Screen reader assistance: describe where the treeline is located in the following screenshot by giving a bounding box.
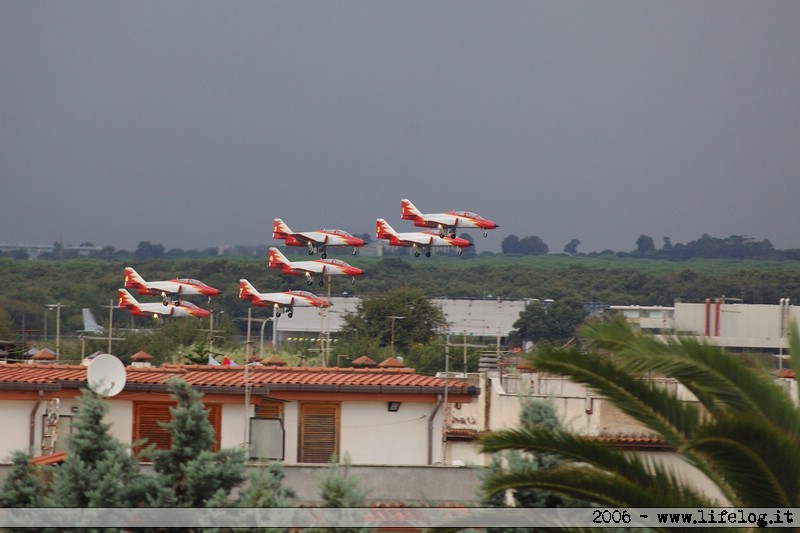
[2,255,800,340]
[5,232,799,261]
[502,233,800,260]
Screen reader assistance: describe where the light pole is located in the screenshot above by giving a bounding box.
[43,307,51,342]
[260,317,274,360]
[386,315,405,356]
[45,303,67,358]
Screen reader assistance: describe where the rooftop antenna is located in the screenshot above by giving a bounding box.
[86,353,127,397]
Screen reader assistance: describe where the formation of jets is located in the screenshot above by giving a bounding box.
[107,199,496,323]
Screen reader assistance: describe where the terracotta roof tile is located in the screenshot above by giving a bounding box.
[0,363,480,397]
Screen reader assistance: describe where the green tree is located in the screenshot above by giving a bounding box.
[0,451,46,508]
[563,239,581,255]
[150,378,247,507]
[508,298,586,347]
[312,455,372,533]
[634,234,656,256]
[49,389,161,509]
[338,288,445,357]
[481,400,580,530]
[481,316,800,508]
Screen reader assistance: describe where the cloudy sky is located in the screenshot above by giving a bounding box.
[3,2,799,255]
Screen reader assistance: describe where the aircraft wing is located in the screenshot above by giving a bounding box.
[421,213,458,227]
[287,260,325,274]
[139,280,181,294]
[253,292,295,306]
[132,302,176,317]
[395,232,437,247]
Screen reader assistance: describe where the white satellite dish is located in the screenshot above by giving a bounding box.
[86,354,127,397]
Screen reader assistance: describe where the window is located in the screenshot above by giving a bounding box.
[298,402,340,463]
[251,397,285,460]
[133,402,221,457]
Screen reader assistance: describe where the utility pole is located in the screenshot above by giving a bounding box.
[45,303,67,359]
[386,315,405,356]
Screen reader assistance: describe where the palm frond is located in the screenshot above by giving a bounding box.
[580,317,800,437]
[618,337,800,436]
[788,320,800,406]
[689,415,800,507]
[532,345,700,446]
[484,463,717,509]
[481,427,642,476]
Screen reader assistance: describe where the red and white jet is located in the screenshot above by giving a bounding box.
[117,289,210,318]
[273,218,365,258]
[376,218,473,257]
[401,199,499,238]
[238,279,331,318]
[268,247,364,286]
[124,267,221,305]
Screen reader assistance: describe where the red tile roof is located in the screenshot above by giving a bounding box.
[0,363,480,397]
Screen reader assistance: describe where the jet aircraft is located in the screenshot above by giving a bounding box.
[268,247,363,286]
[273,218,365,258]
[238,279,331,317]
[400,199,499,238]
[376,218,473,257]
[124,267,221,305]
[117,289,211,318]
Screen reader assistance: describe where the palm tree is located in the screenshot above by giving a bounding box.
[480,315,800,508]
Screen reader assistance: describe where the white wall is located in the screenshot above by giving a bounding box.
[0,400,39,460]
[340,401,441,465]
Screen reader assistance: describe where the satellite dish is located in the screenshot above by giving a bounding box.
[86,354,127,397]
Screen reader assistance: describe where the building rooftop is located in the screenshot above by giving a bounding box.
[0,363,480,397]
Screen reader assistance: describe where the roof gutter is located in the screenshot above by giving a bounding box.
[427,394,444,465]
[29,389,44,455]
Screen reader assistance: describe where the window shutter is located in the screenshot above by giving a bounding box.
[133,403,172,456]
[299,403,339,463]
[133,402,222,456]
[256,398,284,419]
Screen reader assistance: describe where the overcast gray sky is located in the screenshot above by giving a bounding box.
[3,1,799,255]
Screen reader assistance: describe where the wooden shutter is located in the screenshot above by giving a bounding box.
[133,402,221,457]
[299,402,339,463]
[133,403,172,457]
[256,397,284,419]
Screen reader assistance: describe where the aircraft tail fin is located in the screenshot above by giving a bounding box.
[376,218,396,239]
[238,279,259,301]
[81,308,104,334]
[272,218,292,239]
[268,247,290,268]
[117,288,139,309]
[401,199,421,220]
[124,267,147,289]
